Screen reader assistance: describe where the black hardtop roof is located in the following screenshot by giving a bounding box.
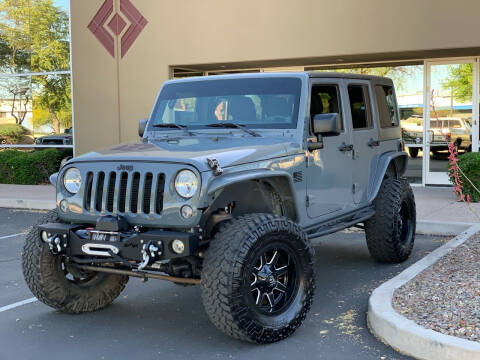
[306,71,392,82]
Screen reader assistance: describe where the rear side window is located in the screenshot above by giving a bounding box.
[347,85,372,129]
[375,85,398,128]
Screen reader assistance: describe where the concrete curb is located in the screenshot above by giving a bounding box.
[0,198,55,210]
[416,220,476,236]
[368,223,480,360]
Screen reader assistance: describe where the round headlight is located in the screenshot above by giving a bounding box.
[63,167,82,194]
[174,170,198,198]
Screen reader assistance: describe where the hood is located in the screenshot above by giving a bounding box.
[71,135,302,172]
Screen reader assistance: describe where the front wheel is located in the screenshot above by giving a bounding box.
[365,179,416,263]
[201,214,315,343]
[22,209,128,313]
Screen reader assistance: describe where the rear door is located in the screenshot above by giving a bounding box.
[344,80,378,205]
[305,79,354,218]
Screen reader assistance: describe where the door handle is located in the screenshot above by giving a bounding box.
[338,143,354,152]
[368,138,380,147]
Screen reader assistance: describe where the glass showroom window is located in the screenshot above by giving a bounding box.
[314,65,424,183]
[0,0,72,148]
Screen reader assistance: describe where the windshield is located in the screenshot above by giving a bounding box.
[149,77,302,131]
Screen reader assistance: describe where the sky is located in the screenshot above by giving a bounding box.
[53,0,69,11]
[395,64,462,96]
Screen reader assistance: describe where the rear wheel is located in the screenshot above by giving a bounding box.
[365,179,416,263]
[22,209,128,313]
[201,214,315,343]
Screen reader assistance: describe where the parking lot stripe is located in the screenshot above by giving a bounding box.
[0,233,24,240]
[0,298,37,313]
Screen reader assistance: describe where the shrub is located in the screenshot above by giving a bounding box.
[449,151,480,202]
[0,124,27,143]
[0,148,63,185]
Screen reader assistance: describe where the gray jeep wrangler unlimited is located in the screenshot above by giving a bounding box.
[22,72,415,343]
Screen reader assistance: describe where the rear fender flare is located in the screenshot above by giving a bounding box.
[367,151,408,203]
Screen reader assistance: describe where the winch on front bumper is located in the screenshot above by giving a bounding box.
[38,215,199,271]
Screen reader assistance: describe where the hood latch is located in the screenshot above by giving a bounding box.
[207,158,223,176]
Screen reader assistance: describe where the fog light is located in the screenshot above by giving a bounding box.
[172,239,185,254]
[60,200,68,213]
[180,205,194,219]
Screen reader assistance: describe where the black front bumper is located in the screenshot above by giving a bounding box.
[37,222,199,262]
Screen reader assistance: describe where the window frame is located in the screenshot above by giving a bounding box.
[375,84,399,128]
[309,82,345,135]
[347,83,374,131]
[0,1,73,150]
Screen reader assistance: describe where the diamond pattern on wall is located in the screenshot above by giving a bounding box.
[88,0,148,59]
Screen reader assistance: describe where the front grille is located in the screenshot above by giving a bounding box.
[83,169,165,215]
[130,172,140,213]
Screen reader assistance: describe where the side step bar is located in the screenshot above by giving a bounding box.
[305,206,375,239]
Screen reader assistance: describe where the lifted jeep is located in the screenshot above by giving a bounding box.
[22,72,415,343]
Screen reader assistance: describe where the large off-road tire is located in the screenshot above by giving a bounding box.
[201,213,315,343]
[365,179,416,263]
[22,209,128,313]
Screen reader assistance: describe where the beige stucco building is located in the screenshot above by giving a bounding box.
[71,0,480,185]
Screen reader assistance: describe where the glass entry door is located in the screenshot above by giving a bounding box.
[424,59,477,184]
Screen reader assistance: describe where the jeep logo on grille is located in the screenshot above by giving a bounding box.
[117,164,134,172]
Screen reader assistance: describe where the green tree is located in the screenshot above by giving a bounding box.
[33,73,71,133]
[0,0,31,73]
[442,64,473,103]
[0,0,71,133]
[323,66,417,92]
[32,83,71,132]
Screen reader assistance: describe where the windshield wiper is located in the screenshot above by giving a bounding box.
[205,123,260,137]
[152,123,194,136]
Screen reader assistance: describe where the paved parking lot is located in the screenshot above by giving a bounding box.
[0,208,447,360]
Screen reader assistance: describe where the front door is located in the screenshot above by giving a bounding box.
[344,80,378,204]
[306,79,354,218]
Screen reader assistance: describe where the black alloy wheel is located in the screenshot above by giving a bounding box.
[247,245,298,315]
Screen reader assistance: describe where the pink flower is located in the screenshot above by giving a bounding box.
[448,142,466,202]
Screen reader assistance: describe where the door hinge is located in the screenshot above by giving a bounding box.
[306,195,310,208]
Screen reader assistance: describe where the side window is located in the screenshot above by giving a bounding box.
[375,85,399,127]
[310,84,343,131]
[347,85,372,129]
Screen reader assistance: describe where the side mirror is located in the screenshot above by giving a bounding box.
[312,113,341,136]
[138,118,148,137]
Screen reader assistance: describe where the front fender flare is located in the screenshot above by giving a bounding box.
[205,169,300,221]
[367,151,408,203]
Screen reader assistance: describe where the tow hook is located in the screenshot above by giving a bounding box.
[42,232,66,255]
[138,240,162,270]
